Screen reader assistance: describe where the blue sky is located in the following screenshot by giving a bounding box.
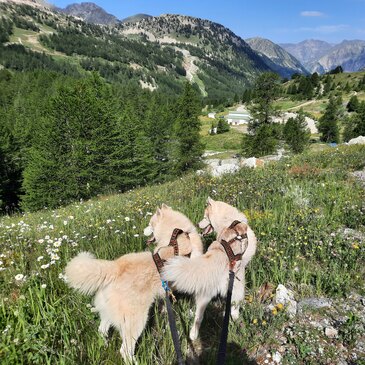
[51,0,365,44]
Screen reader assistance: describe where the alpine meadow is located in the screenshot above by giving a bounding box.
[0,1,365,365]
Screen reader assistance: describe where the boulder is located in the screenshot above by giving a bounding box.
[348,136,365,145]
[274,284,297,317]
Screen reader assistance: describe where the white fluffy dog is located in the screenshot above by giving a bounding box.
[65,204,203,361]
[162,197,257,340]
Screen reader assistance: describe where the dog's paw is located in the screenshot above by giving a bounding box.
[231,306,240,321]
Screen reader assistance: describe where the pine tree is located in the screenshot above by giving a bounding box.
[174,82,204,173]
[248,72,281,131]
[353,101,365,137]
[283,110,310,153]
[243,72,281,157]
[145,95,173,181]
[347,95,359,112]
[318,96,342,143]
[216,118,230,134]
[22,74,120,210]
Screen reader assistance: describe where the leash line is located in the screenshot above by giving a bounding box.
[216,270,235,365]
[165,289,185,365]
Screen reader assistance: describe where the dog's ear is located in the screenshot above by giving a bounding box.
[156,207,162,216]
[161,203,170,210]
[207,196,214,206]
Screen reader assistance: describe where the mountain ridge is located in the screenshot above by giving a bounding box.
[246,37,308,78]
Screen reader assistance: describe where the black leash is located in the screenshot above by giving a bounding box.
[151,228,185,365]
[216,270,235,365]
[163,282,185,365]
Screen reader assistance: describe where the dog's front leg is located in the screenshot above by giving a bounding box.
[189,294,211,340]
[231,266,245,320]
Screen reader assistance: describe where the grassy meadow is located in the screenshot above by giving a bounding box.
[1,145,365,364]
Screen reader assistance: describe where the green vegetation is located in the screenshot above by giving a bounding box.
[283,109,311,153]
[0,145,364,364]
[0,69,203,213]
[243,72,282,157]
[318,96,343,143]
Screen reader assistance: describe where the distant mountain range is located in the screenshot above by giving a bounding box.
[1,0,365,96]
[281,39,365,74]
[246,37,308,78]
[58,2,365,75]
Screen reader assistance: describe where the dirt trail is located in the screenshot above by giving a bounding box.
[287,100,316,111]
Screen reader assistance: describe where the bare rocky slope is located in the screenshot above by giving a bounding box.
[246,37,308,78]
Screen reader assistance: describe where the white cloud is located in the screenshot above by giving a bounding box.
[301,11,325,17]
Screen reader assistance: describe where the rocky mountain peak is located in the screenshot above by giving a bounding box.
[62,2,119,25]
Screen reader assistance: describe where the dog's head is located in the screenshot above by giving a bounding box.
[144,204,169,245]
[199,197,248,236]
[144,204,197,253]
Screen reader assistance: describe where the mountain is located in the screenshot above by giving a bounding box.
[0,2,273,102]
[310,40,365,73]
[62,2,119,25]
[246,37,308,78]
[119,13,271,95]
[121,14,152,24]
[280,40,334,69]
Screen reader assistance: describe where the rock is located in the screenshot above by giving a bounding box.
[325,326,338,338]
[348,136,365,145]
[274,284,297,317]
[298,298,332,312]
[241,157,265,168]
[272,351,282,364]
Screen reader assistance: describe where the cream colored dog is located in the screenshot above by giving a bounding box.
[65,204,203,362]
[162,197,257,340]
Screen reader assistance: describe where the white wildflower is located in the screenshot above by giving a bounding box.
[41,284,47,289]
[15,274,24,281]
[124,217,130,222]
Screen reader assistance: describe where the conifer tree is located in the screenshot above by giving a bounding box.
[347,95,359,112]
[22,74,120,210]
[318,96,342,143]
[145,95,173,181]
[353,101,365,137]
[243,72,281,157]
[216,118,230,134]
[174,82,204,173]
[283,109,310,153]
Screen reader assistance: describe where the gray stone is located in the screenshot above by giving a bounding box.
[298,298,332,312]
[325,326,338,338]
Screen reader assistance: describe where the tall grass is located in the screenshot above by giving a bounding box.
[1,145,364,364]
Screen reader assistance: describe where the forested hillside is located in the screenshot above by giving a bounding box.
[0,2,275,104]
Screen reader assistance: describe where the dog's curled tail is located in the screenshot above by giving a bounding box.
[65,252,118,295]
[188,231,204,258]
[162,254,223,295]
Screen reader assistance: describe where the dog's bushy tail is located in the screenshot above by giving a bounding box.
[162,254,225,296]
[189,231,204,258]
[65,252,119,295]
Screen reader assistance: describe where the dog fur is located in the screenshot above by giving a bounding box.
[65,204,203,361]
[162,197,257,340]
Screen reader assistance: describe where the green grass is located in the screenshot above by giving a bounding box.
[200,117,244,152]
[1,145,365,364]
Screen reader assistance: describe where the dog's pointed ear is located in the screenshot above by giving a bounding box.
[156,207,162,216]
[207,196,214,205]
[161,203,170,210]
